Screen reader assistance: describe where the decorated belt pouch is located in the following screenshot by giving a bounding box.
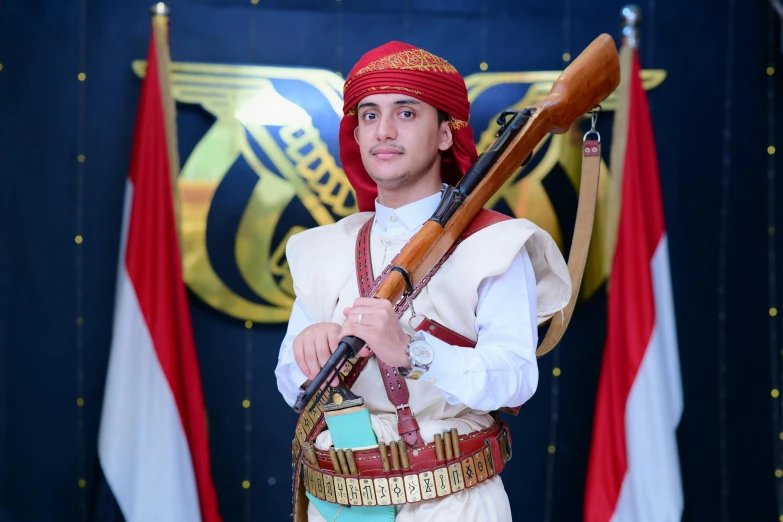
[306,383,397,522]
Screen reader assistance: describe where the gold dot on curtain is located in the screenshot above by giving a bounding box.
[553,368,561,377]
[769,67,776,76]
[479,62,488,71]
[770,146,777,155]
[78,479,86,488]
[245,320,253,329]
[78,154,85,163]
[0,63,4,71]
[779,515,783,522]
[773,389,780,398]
[76,317,84,326]
[547,445,556,454]
[75,235,83,244]
[562,52,571,62]
[78,72,86,81]
[242,400,251,408]
[242,480,251,489]
[776,469,783,478]
[76,398,84,407]
[771,226,777,236]
[779,432,783,440]
[771,308,778,317]
[251,0,258,3]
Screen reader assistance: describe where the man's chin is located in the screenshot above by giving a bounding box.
[367,170,410,186]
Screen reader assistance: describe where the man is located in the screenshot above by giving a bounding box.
[275,41,571,521]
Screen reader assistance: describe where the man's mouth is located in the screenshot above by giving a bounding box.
[372,147,402,160]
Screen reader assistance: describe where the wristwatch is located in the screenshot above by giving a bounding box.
[398,335,434,380]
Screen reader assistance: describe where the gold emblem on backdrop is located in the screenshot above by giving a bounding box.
[132,61,665,323]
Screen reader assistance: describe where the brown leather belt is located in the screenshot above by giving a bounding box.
[301,422,512,506]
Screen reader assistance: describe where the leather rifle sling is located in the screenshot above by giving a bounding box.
[535,136,602,357]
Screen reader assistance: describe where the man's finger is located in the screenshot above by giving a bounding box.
[315,336,332,369]
[303,336,320,379]
[328,329,341,353]
[293,337,307,376]
[343,309,377,326]
[339,321,359,340]
[340,323,373,349]
[353,297,393,311]
[343,306,375,316]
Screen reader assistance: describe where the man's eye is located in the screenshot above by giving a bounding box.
[400,111,413,118]
[363,112,376,120]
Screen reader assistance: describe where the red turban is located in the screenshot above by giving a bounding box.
[339,41,478,212]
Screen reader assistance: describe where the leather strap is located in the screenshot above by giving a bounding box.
[535,138,602,357]
[356,217,425,446]
[415,317,476,348]
[355,210,509,446]
[313,421,507,474]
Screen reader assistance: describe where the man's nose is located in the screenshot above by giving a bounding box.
[376,113,397,141]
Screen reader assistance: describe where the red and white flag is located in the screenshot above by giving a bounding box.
[96,14,222,522]
[584,45,684,521]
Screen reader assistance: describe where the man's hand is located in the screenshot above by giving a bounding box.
[341,298,411,368]
[293,322,343,383]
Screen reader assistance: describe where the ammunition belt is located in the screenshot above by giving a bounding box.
[301,422,512,507]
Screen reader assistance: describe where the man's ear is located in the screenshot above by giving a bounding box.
[438,121,454,151]
[354,125,360,144]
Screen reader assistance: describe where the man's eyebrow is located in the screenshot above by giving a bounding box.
[357,99,421,110]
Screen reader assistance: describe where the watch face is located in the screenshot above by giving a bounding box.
[409,340,434,366]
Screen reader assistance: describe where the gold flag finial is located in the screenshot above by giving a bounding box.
[150,2,170,17]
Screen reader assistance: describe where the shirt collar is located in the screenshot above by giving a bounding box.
[374,187,444,234]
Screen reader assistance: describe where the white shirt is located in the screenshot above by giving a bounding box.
[275,190,539,412]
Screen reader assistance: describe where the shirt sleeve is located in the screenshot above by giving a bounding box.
[418,245,539,411]
[275,297,315,408]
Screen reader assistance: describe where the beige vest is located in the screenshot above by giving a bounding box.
[286,211,571,443]
[287,212,571,521]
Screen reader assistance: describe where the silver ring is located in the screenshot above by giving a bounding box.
[357,313,363,325]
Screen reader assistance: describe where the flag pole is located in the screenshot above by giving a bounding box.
[150,3,178,179]
[150,3,183,247]
[603,5,640,275]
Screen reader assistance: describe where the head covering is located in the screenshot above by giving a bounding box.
[339,41,478,211]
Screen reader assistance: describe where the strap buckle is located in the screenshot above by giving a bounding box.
[394,403,412,423]
[498,424,512,465]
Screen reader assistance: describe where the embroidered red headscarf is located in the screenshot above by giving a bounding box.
[339,41,478,212]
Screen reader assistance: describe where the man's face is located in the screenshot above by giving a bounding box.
[353,93,453,189]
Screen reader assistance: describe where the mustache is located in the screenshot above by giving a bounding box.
[370,144,405,154]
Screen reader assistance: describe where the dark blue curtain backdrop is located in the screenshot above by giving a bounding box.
[1,0,781,521]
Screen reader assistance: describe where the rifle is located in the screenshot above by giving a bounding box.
[293,33,621,414]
